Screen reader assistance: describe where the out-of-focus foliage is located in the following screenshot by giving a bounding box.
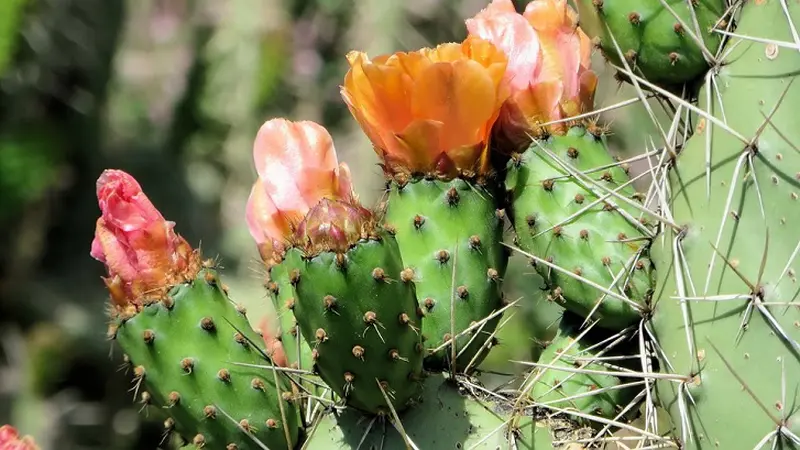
[0,0,671,449]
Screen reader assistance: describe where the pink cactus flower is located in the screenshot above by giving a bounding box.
[90,170,198,308]
[245,119,355,263]
[466,0,598,149]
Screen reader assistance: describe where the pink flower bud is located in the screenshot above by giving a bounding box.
[245,119,355,263]
[0,425,40,450]
[90,170,198,309]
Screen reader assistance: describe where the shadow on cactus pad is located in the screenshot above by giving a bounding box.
[301,374,554,449]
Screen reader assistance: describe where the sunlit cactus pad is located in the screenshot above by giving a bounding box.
[383,177,508,372]
[282,232,425,415]
[114,268,300,450]
[506,126,655,330]
[651,1,800,448]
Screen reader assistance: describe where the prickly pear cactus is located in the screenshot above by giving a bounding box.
[531,312,638,422]
[575,0,726,86]
[383,177,508,372]
[506,126,655,330]
[651,1,800,448]
[302,374,550,449]
[279,227,425,415]
[114,267,301,450]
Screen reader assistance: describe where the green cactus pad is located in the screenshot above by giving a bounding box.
[302,374,551,449]
[651,2,800,448]
[576,0,725,86]
[114,268,300,450]
[267,262,314,373]
[383,177,508,372]
[531,312,638,423]
[506,127,655,330]
[281,232,424,415]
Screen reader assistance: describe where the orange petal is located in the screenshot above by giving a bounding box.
[393,120,443,173]
[523,0,577,32]
[412,60,497,152]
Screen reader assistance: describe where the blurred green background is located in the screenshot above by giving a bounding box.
[0,0,668,448]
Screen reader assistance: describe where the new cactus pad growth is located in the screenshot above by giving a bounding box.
[342,37,511,372]
[91,170,300,450]
[506,127,655,329]
[575,0,726,86]
[651,1,800,448]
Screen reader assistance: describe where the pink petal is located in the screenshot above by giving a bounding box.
[466,1,540,92]
[245,179,284,246]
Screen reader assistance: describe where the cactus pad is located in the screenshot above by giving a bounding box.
[114,268,300,450]
[281,232,424,414]
[506,127,655,330]
[576,0,726,86]
[383,177,508,372]
[651,1,800,448]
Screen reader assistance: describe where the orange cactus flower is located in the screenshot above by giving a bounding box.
[245,118,355,263]
[341,36,509,179]
[90,170,198,310]
[0,425,39,450]
[466,0,598,149]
